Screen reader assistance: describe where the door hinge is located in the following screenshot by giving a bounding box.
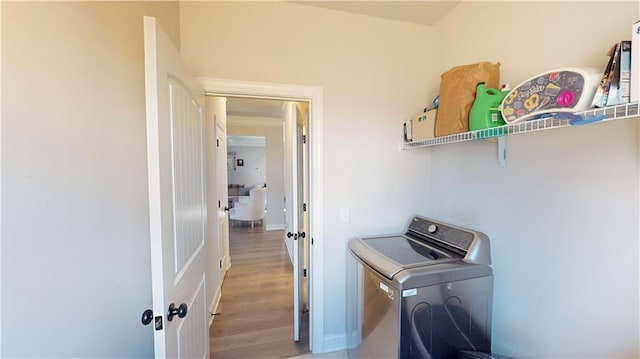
[303,203,307,212]
[219,260,222,268]
[303,269,307,277]
[216,139,220,147]
[311,237,314,245]
[218,200,221,208]
[302,135,307,144]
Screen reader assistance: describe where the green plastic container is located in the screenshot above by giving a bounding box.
[469,82,509,131]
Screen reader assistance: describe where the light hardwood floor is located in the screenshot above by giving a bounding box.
[210,223,310,359]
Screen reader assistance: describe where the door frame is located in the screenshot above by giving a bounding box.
[199,77,324,353]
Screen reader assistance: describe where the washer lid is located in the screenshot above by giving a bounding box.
[349,235,460,279]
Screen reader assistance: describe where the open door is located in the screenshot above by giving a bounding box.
[285,102,308,342]
[295,104,311,340]
[205,96,228,317]
[144,16,208,358]
[284,103,299,340]
[213,100,230,278]
[299,103,311,320]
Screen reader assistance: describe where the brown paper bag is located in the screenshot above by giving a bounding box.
[435,62,500,137]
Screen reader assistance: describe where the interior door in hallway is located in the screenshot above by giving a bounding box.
[284,102,309,342]
[205,95,229,305]
[299,103,311,319]
[215,106,230,279]
[144,16,208,358]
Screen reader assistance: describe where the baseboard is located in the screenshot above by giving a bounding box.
[222,254,231,274]
[266,223,285,231]
[284,238,293,264]
[322,333,348,354]
[208,286,222,327]
[347,329,360,349]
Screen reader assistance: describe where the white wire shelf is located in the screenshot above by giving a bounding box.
[401,102,640,150]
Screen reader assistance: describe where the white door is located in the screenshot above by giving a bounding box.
[205,96,228,312]
[300,105,311,316]
[144,16,208,358]
[283,102,296,260]
[285,102,307,341]
[283,103,299,339]
[215,107,230,277]
[294,105,308,339]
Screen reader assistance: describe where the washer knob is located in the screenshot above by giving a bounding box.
[427,224,438,234]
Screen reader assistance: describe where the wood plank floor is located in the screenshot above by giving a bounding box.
[210,223,310,359]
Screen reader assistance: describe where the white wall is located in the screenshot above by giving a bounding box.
[180,2,434,350]
[227,145,267,188]
[228,120,286,230]
[432,2,639,358]
[2,2,180,357]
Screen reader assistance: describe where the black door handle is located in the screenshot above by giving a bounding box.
[141,309,153,326]
[223,206,229,211]
[167,303,188,321]
[298,232,306,238]
[287,232,293,238]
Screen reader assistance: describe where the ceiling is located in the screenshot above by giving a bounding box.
[292,1,461,26]
[227,135,266,147]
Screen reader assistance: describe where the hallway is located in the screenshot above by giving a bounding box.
[209,224,309,358]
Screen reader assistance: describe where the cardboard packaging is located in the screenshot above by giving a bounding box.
[413,109,437,141]
[435,62,500,137]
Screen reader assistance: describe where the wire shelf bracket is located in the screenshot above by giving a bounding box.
[497,136,506,168]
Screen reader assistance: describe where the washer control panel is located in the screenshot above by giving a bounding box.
[408,217,474,251]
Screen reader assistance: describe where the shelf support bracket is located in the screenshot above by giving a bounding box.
[497,137,506,167]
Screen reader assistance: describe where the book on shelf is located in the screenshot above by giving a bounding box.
[592,42,618,108]
[619,40,631,104]
[631,21,640,103]
[592,40,634,107]
[605,42,622,106]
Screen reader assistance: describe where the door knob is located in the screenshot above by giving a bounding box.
[167,303,188,321]
[298,232,306,238]
[223,206,229,212]
[287,232,293,238]
[141,309,154,326]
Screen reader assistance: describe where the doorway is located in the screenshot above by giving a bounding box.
[202,78,324,353]
[208,94,314,356]
[226,135,267,226]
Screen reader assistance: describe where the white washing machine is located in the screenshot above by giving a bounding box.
[348,216,493,359]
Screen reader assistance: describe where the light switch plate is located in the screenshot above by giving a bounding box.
[339,207,350,222]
